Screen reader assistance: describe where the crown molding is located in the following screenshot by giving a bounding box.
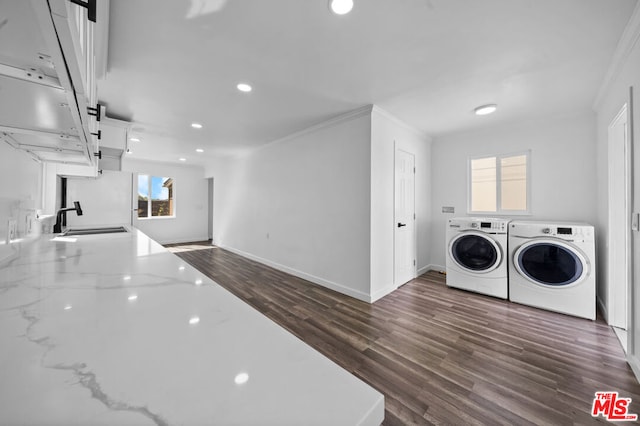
[593,2,640,110]
[262,104,374,150]
[371,105,431,140]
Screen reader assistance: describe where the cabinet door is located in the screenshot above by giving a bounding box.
[48,0,101,161]
[100,120,128,151]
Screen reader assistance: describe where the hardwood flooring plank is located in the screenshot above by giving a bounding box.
[166,242,640,425]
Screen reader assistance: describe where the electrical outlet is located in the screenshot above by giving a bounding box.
[632,212,640,232]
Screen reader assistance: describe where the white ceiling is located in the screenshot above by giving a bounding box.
[98,0,638,165]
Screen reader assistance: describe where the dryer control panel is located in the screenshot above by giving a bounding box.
[511,222,594,242]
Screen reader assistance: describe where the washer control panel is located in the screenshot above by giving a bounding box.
[450,218,509,233]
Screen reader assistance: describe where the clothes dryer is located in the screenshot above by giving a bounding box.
[445,217,509,299]
[508,221,595,320]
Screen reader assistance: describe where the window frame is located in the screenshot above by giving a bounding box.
[137,174,176,220]
[467,150,531,216]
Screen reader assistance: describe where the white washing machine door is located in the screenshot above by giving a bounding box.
[514,239,589,288]
[448,231,502,273]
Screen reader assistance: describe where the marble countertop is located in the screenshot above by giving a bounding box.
[0,228,384,425]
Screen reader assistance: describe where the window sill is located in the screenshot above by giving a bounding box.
[467,211,532,217]
[137,216,176,221]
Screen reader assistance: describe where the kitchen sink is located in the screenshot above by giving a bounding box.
[62,226,128,236]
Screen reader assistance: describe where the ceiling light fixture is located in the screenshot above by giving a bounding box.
[330,0,353,15]
[196,148,204,153]
[234,372,249,385]
[237,83,252,92]
[179,158,187,162]
[191,123,203,129]
[130,137,140,142]
[474,104,497,116]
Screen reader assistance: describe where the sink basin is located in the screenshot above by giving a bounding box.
[62,226,128,236]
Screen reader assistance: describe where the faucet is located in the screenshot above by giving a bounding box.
[53,201,83,233]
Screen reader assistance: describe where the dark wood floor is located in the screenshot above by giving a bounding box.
[165,242,640,425]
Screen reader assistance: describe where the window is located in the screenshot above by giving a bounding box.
[138,175,174,218]
[468,151,530,214]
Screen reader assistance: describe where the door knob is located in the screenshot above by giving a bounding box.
[397,223,407,228]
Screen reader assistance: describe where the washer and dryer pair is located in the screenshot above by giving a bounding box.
[445,217,596,320]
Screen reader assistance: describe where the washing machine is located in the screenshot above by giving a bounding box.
[445,217,510,299]
[508,221,596,320]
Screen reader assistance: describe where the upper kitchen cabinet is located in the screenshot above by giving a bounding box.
[98,112,129,172]
[0,0,109,167]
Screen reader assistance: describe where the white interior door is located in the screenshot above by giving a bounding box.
[394,149,416,286]
[608,104,630,330]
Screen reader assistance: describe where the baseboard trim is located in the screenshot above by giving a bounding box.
[373,264,447,302]
[370,284,398,303]
[219,245,372,303]
[628,354,640,384]
[158,235,210,246]
[417,265,430,276]
[597,296,609,323]
[420,264,446,275]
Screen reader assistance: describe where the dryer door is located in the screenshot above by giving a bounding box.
[514,239,589,287]
[449,231,502,273]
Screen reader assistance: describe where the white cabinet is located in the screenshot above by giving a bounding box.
[55,163,99,179]
[97,112,129,171]
[0,0,108,170]
[100,118,129,151]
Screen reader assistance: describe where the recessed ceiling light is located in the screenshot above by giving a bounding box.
[130,137,140,142]
[237,83,252,92]
[196,148,204,153]
[191,123,203,129]
[234,372,249,385]
[474,104,497,116]
[330,0,354,15]
[179,158,186,162]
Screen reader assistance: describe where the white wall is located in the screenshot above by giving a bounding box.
[370,107,432,300]
[206,108,373,301]
[123,159,209,244]
[66,170,133,228]
[594,5,640,379]
[0,143,42,241]
[430,112,598,269]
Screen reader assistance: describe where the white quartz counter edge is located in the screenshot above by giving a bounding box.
[0,227,384,425]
